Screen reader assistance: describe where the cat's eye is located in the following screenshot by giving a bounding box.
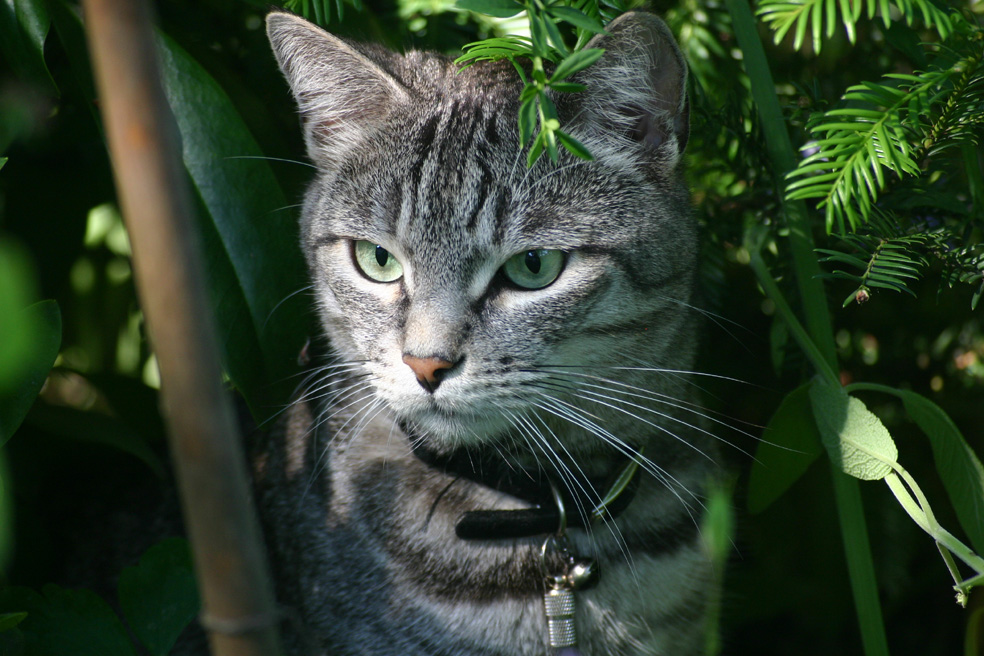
[352,240,404,282]
[501,249,565,289]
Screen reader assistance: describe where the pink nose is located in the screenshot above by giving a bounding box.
[402,355,455,393]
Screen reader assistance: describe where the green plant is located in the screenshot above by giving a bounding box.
[1,0,982,654]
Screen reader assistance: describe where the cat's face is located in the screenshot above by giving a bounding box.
[268,12,698,457]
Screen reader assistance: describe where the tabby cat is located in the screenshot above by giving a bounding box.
[253,10,719,655]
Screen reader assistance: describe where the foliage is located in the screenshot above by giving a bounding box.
[455,0,615,165]
[0,0,983,655]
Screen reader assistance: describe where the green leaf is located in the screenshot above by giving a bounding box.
[896,390,984,555]
[0,611,27,632]
[0,281,61,444]
[543,15,570,57]
[25,404,166,478]
[0,585,137,656]
[527,130,546,167]
[555,129,593,160]
[547,81,587,93]
[155,33,311,423]
[518,97,537,146]
[0,447,12,571]
[550,48,604,82]
[747,383,824,513]
[118,538,200,656]
[455,0,524,18]
[809,379,898,481]
[549,6,605,34]
[0,0,57,95]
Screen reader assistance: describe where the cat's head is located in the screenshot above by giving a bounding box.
[267,11,699,458]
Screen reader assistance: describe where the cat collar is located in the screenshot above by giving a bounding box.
[410,442,643,540]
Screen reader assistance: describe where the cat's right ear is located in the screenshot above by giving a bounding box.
[266,12,409,165]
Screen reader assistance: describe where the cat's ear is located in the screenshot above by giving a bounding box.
[567,12,689,165]
[266,12,409,164]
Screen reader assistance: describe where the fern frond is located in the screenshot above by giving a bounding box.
[818,228,932,305]
[785,38,984,233]
[756,0,959,53]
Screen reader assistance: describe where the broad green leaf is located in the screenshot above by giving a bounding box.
[897,390,984,555]
[0,289,61,445]
[0,448,12,571]
[119,538,200,656]
[25,404,166,478]
[0,0,56,95]
[155,33,311,423]
[550,48,605,83]
[0,611,27,632]
[0,585,136,656]
[748,383,824,513]
[455,0,524,17]
[809,380,898,480]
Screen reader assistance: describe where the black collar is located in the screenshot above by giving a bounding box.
[410,441,641,541]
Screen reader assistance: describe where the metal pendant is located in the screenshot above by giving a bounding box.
[539,479,601,655]
[541,533,598,655]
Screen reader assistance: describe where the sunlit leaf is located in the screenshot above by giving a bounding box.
[555,129,593,160]
[809,380,898,481]
[550,48,605,82]
[549,6,605,34]
[0,263,61,445]
[455,0,525,18]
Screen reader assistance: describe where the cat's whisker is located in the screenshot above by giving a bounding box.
[528,369,763,452]
[224,154,317,169]
[508,409,597,531]
[263,284,317,331]
[526,411,636,567]
[529,396,705,530]
[305,393,385,498]
[655,294,760,352]
[526,394,691,498]
[564,385,749,461]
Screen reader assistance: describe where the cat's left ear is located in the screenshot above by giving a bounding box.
[565,12,689,166]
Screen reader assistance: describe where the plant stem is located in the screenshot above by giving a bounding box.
[829,468,891,656]
[725,0,837,371]
[726,1,889,654]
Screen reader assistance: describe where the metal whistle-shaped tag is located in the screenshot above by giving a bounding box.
[540,482,598,656]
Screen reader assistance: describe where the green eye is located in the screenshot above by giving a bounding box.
[501,249,565,289]
[353,240,403,282]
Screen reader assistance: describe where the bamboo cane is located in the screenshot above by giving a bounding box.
[81,1,284,653]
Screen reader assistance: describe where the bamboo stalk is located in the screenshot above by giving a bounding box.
[81,1,283,654]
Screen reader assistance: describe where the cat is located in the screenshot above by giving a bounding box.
[252,9,720,655]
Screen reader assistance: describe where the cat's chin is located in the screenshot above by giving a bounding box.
[399,407,517,452]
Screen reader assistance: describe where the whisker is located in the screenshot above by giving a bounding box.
[225,154,316,169]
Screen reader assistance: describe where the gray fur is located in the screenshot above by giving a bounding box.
[256,11,718,655]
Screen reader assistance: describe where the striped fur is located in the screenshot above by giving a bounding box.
[257,11,719,655]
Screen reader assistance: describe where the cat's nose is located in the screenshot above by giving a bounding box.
[402,354,456,393]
